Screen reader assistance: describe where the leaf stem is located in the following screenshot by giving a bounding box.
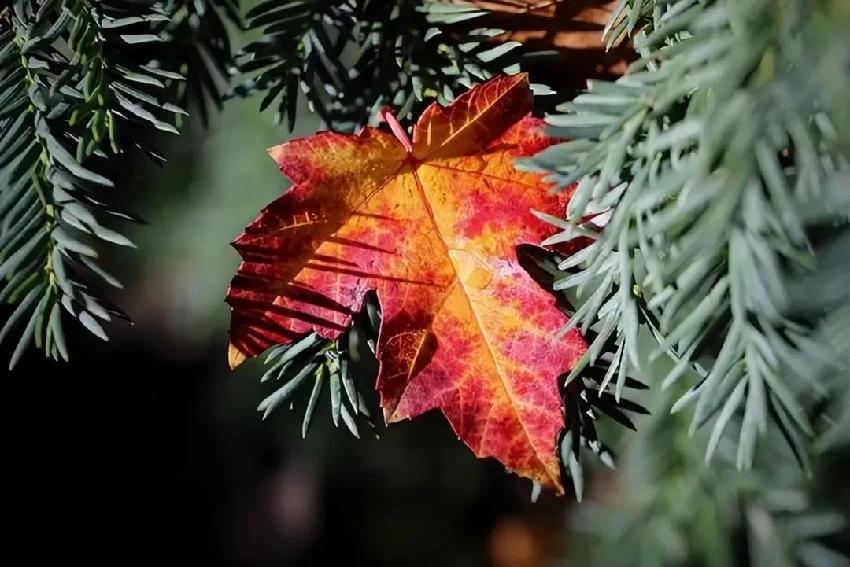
[377,105,413,153]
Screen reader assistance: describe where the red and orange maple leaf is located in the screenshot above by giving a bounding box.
[225,73,587,493]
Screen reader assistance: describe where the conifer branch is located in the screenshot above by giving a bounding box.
[0,0,241,367]
[229,0,550,132]
[524,0,850,470]
[149,0,243,127]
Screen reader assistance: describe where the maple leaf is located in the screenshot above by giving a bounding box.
[226,73,588,493]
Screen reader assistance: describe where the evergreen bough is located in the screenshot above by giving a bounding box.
[519,0,849,471]
[1,1,848,565]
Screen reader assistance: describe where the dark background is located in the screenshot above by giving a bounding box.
[2,92,573,567]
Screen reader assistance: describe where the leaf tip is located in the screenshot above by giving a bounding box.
[267,144,286,165]
[228,343,247,370]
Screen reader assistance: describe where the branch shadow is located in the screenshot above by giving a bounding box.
[227,222,446,361]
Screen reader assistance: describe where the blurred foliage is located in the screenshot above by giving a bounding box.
[562,350,850,567]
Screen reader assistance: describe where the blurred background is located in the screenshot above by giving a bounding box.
[2,84,576,567]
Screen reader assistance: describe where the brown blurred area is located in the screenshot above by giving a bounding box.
[439,0,634,95]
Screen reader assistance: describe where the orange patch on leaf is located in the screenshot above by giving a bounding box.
[226,74,587,493]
